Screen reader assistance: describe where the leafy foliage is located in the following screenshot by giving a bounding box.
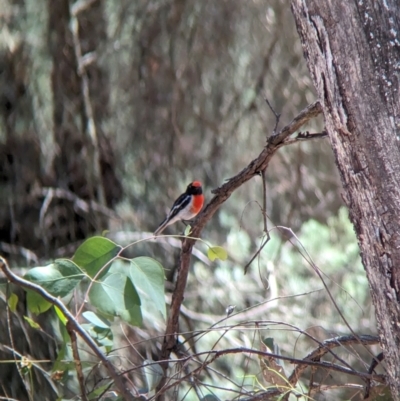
[22,237,166,330]
[5,236,168,399]
[72,236,121,278]
[24,259,84,297]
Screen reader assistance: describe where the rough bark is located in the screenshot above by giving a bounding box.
[291,0,400,397]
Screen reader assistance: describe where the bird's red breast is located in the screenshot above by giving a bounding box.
[190,193,205,215]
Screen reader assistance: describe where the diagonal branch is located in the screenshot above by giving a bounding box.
[66,320,88,401]
[157,101,323,395]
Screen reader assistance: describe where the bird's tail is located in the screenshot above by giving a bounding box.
[154,218,168,236]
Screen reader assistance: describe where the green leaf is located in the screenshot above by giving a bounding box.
[73,236,121,278]
[82,323,114,350]
[119,305,142,326]
[127,257,166,319]
[26,290,52,314]
[24,316,40,329]
[83,311,111,329]
[184,225,192,236]
[8,293,18,313]
[54,306,67,325]
[24,259,84,297]
[89,269,142,326]
[143,360,163,391]
[207,246,228,261]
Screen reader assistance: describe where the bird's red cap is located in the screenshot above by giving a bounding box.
[192,181,202,187]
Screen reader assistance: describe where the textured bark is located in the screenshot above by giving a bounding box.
[291,0,400,397]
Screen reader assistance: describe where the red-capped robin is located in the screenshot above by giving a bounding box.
[154,181,204,236]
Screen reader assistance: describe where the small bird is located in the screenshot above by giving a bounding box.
[154,181,204,236]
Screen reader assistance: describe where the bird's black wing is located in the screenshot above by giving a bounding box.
[167,193,191,220]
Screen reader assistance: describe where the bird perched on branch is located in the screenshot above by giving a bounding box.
[154,181,204,236]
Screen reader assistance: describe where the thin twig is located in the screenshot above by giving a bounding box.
[243,236,269,275]
[261,170,268,234]
[364,352,385,399]
[244,169,270,274]
[5,284,32,400]
[66,320,89,401]
[69,4,106,206]
[0,257,134,400]
[0,344,59,395]
[265,97,281,135]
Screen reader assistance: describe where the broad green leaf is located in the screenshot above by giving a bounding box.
[89,270,142,326]
[8,293,18,313]
[24,259,84,297]
[143,359,163,391]
[24,316,40,329]
[26,290,52,314]
[83,311,111,328]
[54,306,67,325]
[119,305,142,327]
[73,236,121,278]
[127,257,166,319]
[207,246,228,261]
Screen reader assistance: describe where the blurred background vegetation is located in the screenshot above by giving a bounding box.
[0,0,378,400]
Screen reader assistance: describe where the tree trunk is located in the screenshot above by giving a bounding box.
[291,0,400,397]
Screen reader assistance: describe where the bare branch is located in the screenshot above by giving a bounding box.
[66,321,88,401]
[364,352,385,399]
[244,169,270,274]
[264,97,281,135]
[243,236,269,275]
[69,5,106,205]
